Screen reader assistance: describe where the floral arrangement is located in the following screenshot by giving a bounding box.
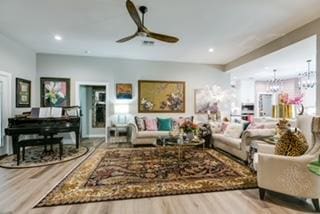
[180,120,198,133]
[279,93,304,105]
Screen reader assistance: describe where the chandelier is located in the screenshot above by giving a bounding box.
[268,69,283,93]
[298,60,316,90]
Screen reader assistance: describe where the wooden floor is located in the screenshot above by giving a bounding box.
[0,138,317,214]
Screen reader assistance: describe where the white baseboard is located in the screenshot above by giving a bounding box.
[82,134,106,138]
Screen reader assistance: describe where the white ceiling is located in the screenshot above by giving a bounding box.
[0,0,320,64]
[229,35,317,81]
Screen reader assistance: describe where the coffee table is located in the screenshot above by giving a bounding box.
[157,136,205,162]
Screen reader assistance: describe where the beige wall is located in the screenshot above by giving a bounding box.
[36,53,231,122]
[0,33,37,115]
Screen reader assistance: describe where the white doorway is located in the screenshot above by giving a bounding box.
[0,71,12,155]
[257,93,273,117]
[75,81,109,143]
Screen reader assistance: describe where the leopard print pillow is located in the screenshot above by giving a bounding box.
[275,128,308,156]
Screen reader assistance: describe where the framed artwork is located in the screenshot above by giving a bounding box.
[194,89,219,114]
[116,83,133,99]
[40,77,70,107]
[16,78,31,108]
[138,80,185,113]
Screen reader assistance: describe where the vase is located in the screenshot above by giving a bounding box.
[296,104,304,116]
[186,131,194,141]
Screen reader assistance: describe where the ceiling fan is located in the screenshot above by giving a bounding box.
[116,0,179,43]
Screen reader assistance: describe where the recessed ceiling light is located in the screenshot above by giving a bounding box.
[264,66,269,70]
[54,35,62,41]
[208,48,214,53]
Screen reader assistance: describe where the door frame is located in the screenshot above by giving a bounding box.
[75,81,109,143]
[256,92,273,117]
[0,71,12,155]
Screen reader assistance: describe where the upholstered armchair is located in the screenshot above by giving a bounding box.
[256,116,320,211]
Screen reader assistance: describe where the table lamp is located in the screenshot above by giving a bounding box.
[114,104,129,124]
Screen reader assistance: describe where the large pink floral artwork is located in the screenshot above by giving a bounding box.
[40,77,70,107]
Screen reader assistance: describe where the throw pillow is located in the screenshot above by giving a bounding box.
[135,116,146,131]
[240,121,250,138]
[144,118,158,131]
[223,123,243,138]
[276,119,291,137]
[158,118,173,131]
[220,122,229,133]
[275,129,308,156]
[243,121,251,131]
[209,121,223,133]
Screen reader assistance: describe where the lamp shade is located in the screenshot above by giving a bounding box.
[114,104,129,114]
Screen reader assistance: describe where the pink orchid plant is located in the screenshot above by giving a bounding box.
[279,92,304,105]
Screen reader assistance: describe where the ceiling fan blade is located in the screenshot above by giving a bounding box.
[116,33,137,43]
[126,0,143,28]
[147,32,179,43]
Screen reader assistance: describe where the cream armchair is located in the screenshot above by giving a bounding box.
[257,116,320,211]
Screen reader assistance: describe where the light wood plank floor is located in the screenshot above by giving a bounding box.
[0,139,316,214]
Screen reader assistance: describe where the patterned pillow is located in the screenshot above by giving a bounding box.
[209,122,223,133]
[135,116,146,131]
[144,118,158,131]
[275,129,308,156]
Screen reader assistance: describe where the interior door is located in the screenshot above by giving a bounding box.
[258,94,273,117]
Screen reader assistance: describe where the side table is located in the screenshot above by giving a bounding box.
[108,124,129,143]
[248,136,277,171]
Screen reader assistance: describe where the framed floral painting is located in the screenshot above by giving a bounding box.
[40,77,70,107]
[16,78,31,108]
[138,80,185,113]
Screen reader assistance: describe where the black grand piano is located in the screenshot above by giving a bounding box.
[5,107,81,155]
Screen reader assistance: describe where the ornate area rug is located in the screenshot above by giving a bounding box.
[36,147,256,207]
[0,145,93,169]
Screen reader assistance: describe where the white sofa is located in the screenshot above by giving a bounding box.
[128,122,171,146]
[211,121,278,162]
[128,116,195,146]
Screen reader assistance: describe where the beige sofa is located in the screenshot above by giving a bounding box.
[211,121,278,162]
[128,123,171,146]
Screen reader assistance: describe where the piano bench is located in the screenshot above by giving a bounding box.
[17,137,64,166]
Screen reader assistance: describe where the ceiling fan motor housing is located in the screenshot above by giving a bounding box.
[139,6,148,14]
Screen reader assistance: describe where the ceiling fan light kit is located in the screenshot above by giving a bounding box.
[116,0,179,44]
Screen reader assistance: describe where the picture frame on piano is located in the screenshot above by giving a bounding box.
[40,77,70,107]
[16,78,31,108]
